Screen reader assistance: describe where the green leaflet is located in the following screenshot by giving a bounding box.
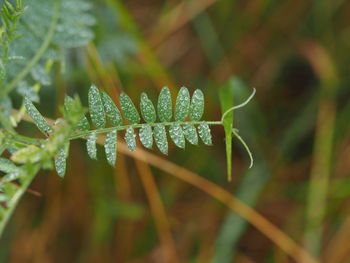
[87,132,97,159]
[88,85,106,128]
[120,93,140,124]
[101,91,123,127]
[139,125,153,149]
[174,87,190,121]
[198,123,212,146]
[125,127,136,151]
[54,146,68,178]
[63,95,90,131]
[24,97,52,135]
[183,124,198,145]
[157,87,172,122]
[190,89,204,121]
[169,123,185,149]
[11,145,43,164]
[140,93,156,123]
[104,130,117,166]
[0,158,22,179]
[154,124,168,155]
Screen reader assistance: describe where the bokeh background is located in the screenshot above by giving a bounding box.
[1,0,350,262]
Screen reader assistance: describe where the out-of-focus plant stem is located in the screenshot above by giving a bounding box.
[301,42,338,260]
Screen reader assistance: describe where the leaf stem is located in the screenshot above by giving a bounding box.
[68,120,223,140]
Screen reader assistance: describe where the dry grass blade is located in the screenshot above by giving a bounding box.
[135,160,179,263]
[115,141,319,263]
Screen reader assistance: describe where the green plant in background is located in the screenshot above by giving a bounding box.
[0,0,255,239]
[0,0,94,236]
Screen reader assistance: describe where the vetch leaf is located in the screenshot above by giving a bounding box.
[183,124,198,145]
[140,93,156,123]
[125,127,136,151]
[54,145,69,178]
[190,89,204,121]
[24,97,52,135]
[88,85,106,128]
[174,87,190,121]
[101,92,123,127]
[120,93,140,124]
[169,123,185,149]
[157,87,172,122]
[198,123,212,146]
[154,124,168,155]
[104,130,117,166]
[139,125,153,149]
[87,132,97,159]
